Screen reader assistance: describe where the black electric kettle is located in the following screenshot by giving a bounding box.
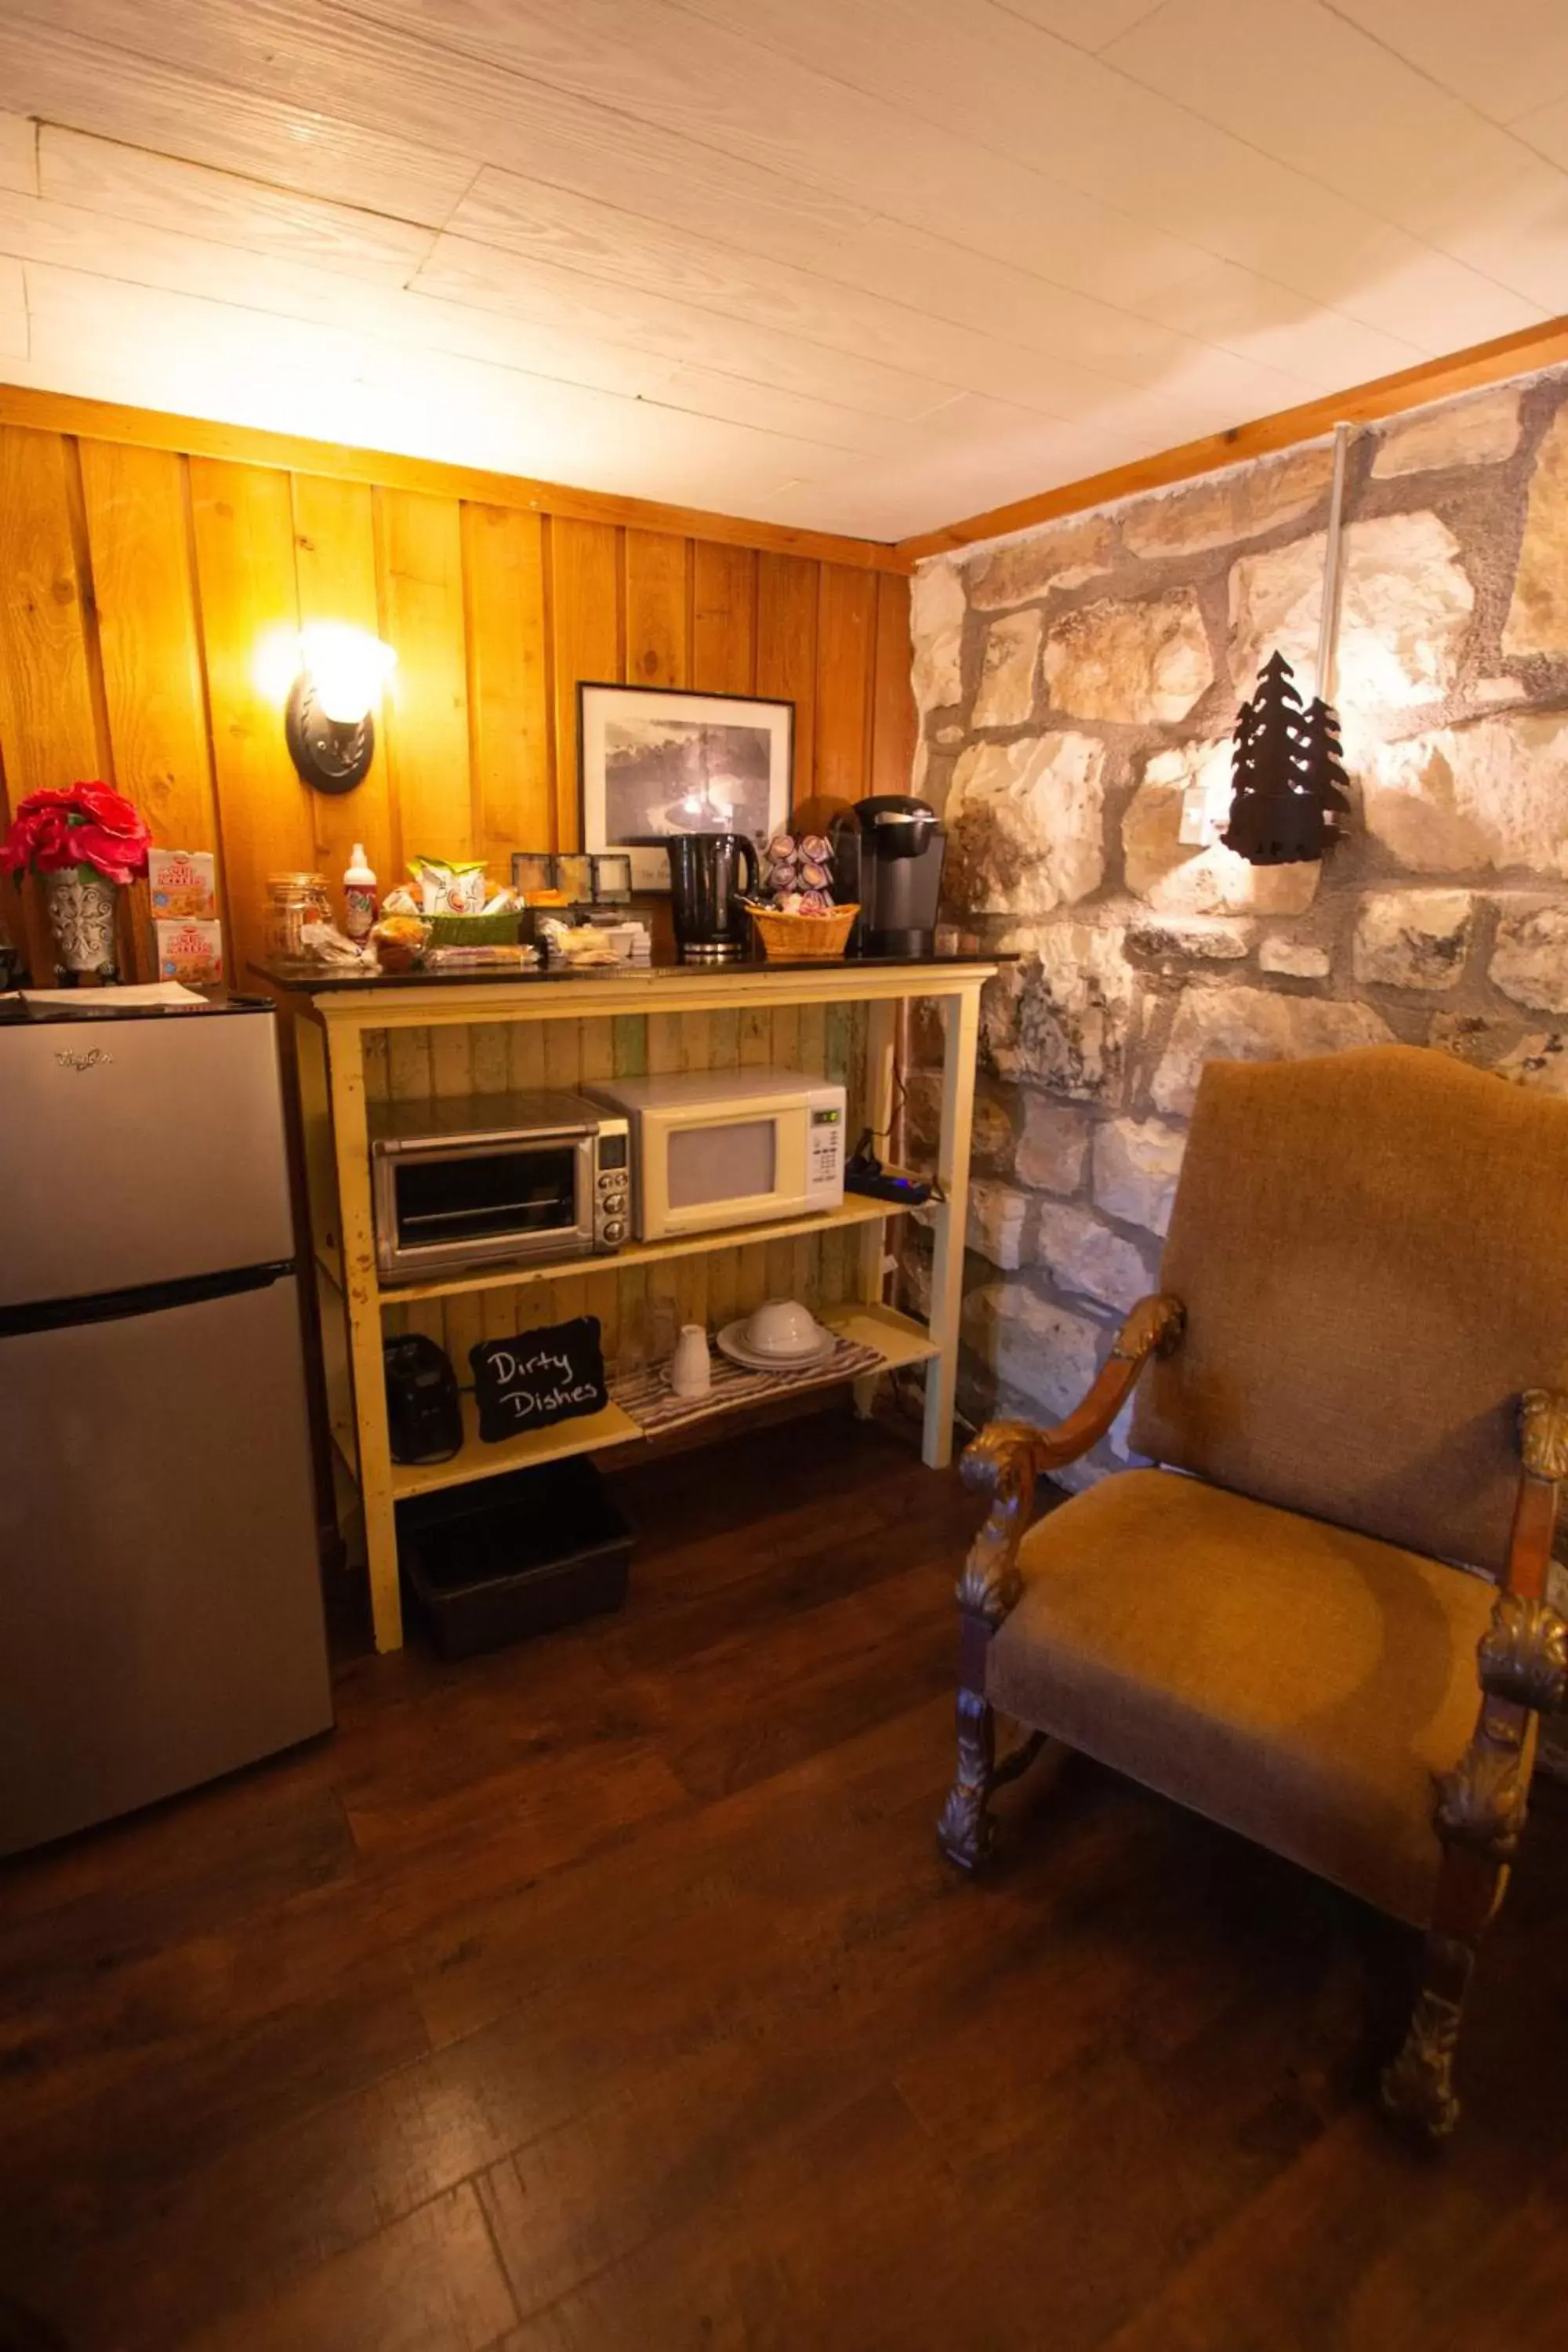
[663,833,760,962]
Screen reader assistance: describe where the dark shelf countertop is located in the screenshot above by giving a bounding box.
[250,949,1008,994]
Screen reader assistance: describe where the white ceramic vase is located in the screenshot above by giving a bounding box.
[670,1323,712,1399]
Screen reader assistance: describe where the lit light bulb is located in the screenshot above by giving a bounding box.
[300,624,397,724]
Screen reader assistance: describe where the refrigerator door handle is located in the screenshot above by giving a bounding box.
[0,1261,296,1339]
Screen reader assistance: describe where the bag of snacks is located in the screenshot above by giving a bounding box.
[408,855,487,915]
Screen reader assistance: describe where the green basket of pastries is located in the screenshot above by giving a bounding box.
[424,909,522,946]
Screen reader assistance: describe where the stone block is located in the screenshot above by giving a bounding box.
[910,559,965,713]
[982,922,1135,1102]
[1352,890,1474,991]
[961,1282,1103,1424]
[1016,1094,1091,1192]
[903,1068,1015,1175]
[1123,745,1319,916]
[1151,985,1395,1116]
[1229,512,1472,709]
[1121,444,1333,559]
[1424,1012,1568,1092]
[1258,935,1330,978]
[964,1180,1032,1271]
[1371,389,1520,478]
[896,1229,934,1319]
[971,608,1042,728]
[1042,589,1214,725]
[1364,717,1568,877]
[1035,1201,1150,1312]
[965,514,1117,610]
[1128,915,1251,964]
[1494,1033,1568,1094]
[1092,1116,1186,1237]
[1428,1012,1514,1068]
[1489,905,1568,1014]
[946,731,1105,918]
[1504,405,1568,659]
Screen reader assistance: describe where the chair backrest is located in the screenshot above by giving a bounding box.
[1130,1044,1568,1575]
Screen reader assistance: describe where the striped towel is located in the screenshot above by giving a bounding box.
[612,1334,884,1436]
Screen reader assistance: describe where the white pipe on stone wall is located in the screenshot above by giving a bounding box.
[1315,421,1354,701]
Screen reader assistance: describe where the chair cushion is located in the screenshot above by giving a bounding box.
[986,1468,1500,1926]
[1129,1044,1568,1577]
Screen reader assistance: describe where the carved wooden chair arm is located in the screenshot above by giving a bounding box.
[1434,1389,1568,1860]
[1473,1389,1568,1714]
[956,1293,1185,1629]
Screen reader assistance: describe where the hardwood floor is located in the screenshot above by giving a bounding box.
[2,1411,1566,2352]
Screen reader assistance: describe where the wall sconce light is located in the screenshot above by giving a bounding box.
[284,625,397,796]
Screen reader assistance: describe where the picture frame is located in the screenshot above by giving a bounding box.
[578,682,794,891]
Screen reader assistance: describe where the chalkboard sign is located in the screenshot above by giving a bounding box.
[469,1317,607,1445]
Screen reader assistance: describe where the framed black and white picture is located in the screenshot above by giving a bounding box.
[578,682,793,891]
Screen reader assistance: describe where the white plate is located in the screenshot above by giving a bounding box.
[716,1318,837,1374]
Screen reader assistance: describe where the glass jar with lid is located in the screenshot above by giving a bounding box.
[263,872,331,961]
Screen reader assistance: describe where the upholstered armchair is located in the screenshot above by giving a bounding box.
[941,1044,1568,2139]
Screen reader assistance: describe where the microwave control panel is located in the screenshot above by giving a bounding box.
[809,1104,844,1191]
[593,1118,632,1250]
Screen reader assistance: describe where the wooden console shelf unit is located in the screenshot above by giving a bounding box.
[260,954,996,1652]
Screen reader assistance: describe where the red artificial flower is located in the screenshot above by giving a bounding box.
[75,782,146,836]
[2,782,151,884]
[66,823,147,884]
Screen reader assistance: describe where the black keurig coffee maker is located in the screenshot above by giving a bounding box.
[832,796,946,957]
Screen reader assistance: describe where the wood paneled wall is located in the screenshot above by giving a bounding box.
[0,408,915,986]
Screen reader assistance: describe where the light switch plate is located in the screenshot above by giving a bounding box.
[1179,782,1221,847]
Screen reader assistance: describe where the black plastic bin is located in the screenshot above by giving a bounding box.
[397,1454,633,1661]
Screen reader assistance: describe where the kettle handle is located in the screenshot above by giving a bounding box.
[735,834,760,901]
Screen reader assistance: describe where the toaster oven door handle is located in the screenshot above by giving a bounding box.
[372,1123,595,1158]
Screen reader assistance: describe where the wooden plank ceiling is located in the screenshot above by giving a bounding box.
[2,1,1568,541]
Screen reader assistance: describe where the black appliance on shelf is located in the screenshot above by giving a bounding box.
[383,1333,463,1465]
[831,796,946,956]
[661,832,760,963]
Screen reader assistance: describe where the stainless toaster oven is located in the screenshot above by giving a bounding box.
[368,1090,630,1281]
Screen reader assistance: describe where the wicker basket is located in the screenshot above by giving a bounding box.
[425,908,521,947]
[747,902,858,961]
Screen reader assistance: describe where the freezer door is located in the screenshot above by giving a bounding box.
[0,1011,296,1307]
[0,1272,332,1855]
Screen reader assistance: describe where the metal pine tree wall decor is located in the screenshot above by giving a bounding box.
[1222,650,1349,865]
[1223,419,1358,866]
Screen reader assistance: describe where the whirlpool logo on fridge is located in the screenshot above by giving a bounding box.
[54,1048,113,1073]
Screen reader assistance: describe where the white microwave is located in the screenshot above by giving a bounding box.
[585,1067,846,1240]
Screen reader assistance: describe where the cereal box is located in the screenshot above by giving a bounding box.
[149,848,217,920]
[156,918,224,984]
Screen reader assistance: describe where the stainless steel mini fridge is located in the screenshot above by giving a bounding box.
[0,994,333,1855]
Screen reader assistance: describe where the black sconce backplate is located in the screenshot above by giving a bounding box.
[285,675,375,794]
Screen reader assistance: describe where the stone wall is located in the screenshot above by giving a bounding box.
[906,365,1568,1568]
